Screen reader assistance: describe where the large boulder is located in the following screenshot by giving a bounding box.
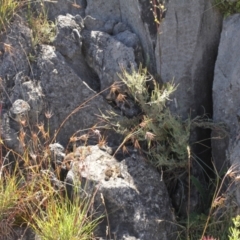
[155,0,222,118]
[34,45,111,146]
[66,145,177,240]
[212,14,240,172]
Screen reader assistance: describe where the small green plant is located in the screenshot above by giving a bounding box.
[27,1,56,46]
[0,0,20,32]
[102,67,191,170]
[229,215,240,240]
[215,0,240,17]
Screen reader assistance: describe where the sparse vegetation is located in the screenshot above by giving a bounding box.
[215,0,240,17]
[0,1,239,239]
[0,0,20,32]
[27,189,100,240]
[27,1,56,46]
[0,96,102,238]
[102,67,202,170]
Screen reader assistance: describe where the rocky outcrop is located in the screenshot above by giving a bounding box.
[82,29,137,93]
[34,44,111,145]
[212,14,240,173]
[66,145,177,240]
[155,0,222,118]
[85,0,156,72]
[54,14,100,92]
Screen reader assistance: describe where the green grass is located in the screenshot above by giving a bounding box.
[0,0,20,32]
[27,192,100,240]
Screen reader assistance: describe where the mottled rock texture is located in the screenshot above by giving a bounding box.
[66,146,177,240]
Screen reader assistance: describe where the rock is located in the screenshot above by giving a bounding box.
[9,100,30,122]
[34,45,111,146]
[0,18,32,80]
[54,14,83,58]
[85,0,156,72]
[155,0,222,118]
[84,15,105,31]
[1,110,23,155]
[114,30,143,65]
[1,71,44,156]
[41,0,86,21]
[66,145,177,240]
[54,14,100,91]
[9,72,44,123]
[212,14,240,172]
[49,143,65,166]
[103,19,117,34]
[112,22,130,35]
[82,29,137,93]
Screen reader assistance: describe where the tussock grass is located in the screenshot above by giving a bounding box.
[28,193,100,240]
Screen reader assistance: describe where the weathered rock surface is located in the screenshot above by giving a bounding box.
[212,14,240,172]
[43,0,86,20]
[0,18,32,80]
[1,71,44,155]
[155,0,222,118]
[66,145,177,240]
[85,0,156,72]
[54,14,100,91]
[82,29,137,93]
[34,44,111,146]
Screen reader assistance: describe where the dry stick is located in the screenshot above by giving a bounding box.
[50,85,112,144]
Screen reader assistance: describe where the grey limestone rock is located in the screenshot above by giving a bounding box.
[1,71,44,155]
[0,18,32,80]
[155,0,222,118]
[114,30,143,65]
[212,14,240,172]
[9,72,44,124]
[35,45,111,146]
[41,0,86,21]
[85,0,156,72]
[54,14,100,92]
[82,29,137,93]
[66,145,177,240]
[84,15,105,31]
